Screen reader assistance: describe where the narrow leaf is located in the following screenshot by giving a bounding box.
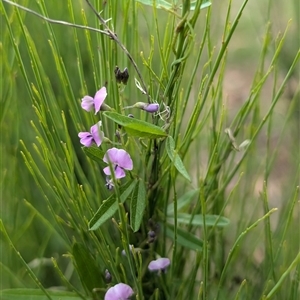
[89,180,137,230]
[190,1,212,10]
[167,213,230,227]
[72,243,103,293]
[0,289,91,300]
[82,146,105,164]
[135,0,212,11]
[163,223,203,251]
[130,179,147,232]
[167,189,199,214]
[166,136,191,182]
[103,111,167,139]
[136,0,173,9]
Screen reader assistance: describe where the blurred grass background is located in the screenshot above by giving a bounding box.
[1,0,299,297]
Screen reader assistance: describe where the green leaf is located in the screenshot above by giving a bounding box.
[103,111,167,139]
[190,1,212,10]
[72,242,103,293]
[0,289,91,300]
[167,189,199,214]
[164,223,203,251]
[135,0,212,11]
[89,180,138,230]
[166,136,191,182]
[130,179,147,232]
[167,213,230,227]
[82,146,105,164]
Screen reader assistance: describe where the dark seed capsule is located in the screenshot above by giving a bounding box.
[114,66,129,85]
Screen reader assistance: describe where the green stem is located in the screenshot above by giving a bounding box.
[264,252,300,299]
[215,208,278,300]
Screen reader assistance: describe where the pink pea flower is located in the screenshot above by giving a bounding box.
[104,283,134,300]
[78,122,104,147]
[142,103,159,113]
[81,86,107,114]
[123,102,159,113]
[103,148,133,179]
[148,257,170,272]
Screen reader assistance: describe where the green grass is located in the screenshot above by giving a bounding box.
[1,0,299,299]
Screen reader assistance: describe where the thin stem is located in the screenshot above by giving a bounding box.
[84,0,150,102]
[3,0,150,101]
[215,208,278,300]
[2,0,110,36]
[265,251,300,299]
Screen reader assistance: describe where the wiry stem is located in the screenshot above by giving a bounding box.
[3,0,150,101]
[2,0,110,37]
[84,0,150,102]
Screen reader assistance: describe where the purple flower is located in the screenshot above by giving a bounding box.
[123,102,159,113]
[142,103,159,113]
[81,86,107,114]
[78,122,104,147]
[148,257,170,272]
[103,148,133,179]
[104,283,134,300]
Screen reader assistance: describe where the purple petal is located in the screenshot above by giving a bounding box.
[104,283,134,300]
[78,132,93,147]
[114,166,126,179]
[103,165,125,179]
[148,257,170,271]
[113,149,133,170]
[81,96,94,112]
[90,123,104,147]
[103,148,133,178]
[144,103,159,113]
[103,166,112,176]
[103,148,119,165]
[94,86,107,114]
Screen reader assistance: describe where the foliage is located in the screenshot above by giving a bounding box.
[1,0,299,299]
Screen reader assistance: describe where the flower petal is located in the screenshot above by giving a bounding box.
[104,283,134,300]
[103,166,112,176]
[103,165,125,179]
[78,132,93,147]
[103,148,133,178]
[148,257,170,271]
[94,86,107,114]
[90,123,104,147]
[81,96,94,112]
[103,148,119,164]
[144,103,159,113]
[114,166,126,179]
[114,149,133,170]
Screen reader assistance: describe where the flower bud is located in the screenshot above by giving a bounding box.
[148,230,156,243]
[104,269,112,283]
[123,102,159,113]
[138,102,159,113]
